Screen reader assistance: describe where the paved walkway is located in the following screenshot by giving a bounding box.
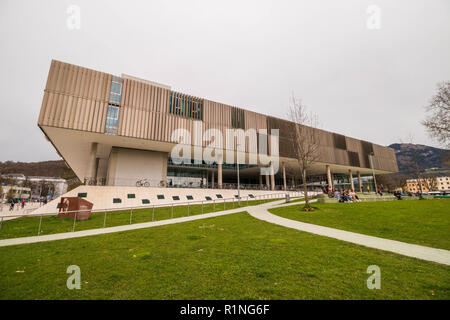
[1,198,449,266]
[0,201,286,248]
[246,203,450,266]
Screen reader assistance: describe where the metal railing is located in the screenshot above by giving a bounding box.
[82,176,308,191]
[0,191,305,238]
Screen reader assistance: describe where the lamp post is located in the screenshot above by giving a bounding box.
[369,152,378,194]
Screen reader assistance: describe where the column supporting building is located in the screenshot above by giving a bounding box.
[282,163,287,191]
[270,165,275,191]
[349,169,354,191]
[218,163,222,189]
[357,171,362,192]
[326,165,332,190]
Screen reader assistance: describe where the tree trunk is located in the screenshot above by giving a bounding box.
[302,168,309,208]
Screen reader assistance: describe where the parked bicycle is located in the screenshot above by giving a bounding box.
[136,179,150,187]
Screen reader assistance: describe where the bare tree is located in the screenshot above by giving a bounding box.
[422,81,450,148]
[421,174,438,192]
[287,94,320,210]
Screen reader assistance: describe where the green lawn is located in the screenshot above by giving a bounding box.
[269,199,450,250]
[0,212,448,299]
[0,198,274,240]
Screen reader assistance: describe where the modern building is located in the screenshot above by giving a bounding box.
[37,60,398,192]
[406,176,450,193]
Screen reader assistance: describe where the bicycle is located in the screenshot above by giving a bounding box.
[136,179,150,187]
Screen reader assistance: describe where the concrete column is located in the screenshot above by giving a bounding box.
[357,171,362,192]
[218,163,222,189]
[270,165,275,191]
[349,169,354,191]
[282,163,287,191]
[326,165,332,189]
[206,171,209,188]
[265,173,269,188]
[211,170,215,188]
[87,142,98,183]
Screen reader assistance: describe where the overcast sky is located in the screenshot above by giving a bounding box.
[0,0,449,162]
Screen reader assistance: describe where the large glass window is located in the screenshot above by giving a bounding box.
[105,105,120,135]
[109,76,123,105]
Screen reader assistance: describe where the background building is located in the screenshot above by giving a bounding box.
[406,176,450,193]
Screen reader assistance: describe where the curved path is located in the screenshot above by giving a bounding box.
[1,198,449,266]
[248,201,450,266]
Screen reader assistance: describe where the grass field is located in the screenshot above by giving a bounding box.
[0,211,448,299]
[269,199,450,250]
[0,198,275,240]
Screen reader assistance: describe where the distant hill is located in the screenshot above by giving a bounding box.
[0,160,77,180]
[389,143,450,173]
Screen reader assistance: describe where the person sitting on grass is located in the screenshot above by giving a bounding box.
[334,189,341,202]
[350,189,360,202]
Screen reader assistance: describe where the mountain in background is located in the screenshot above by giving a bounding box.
[389,143,450,173]
[0,160,76,180]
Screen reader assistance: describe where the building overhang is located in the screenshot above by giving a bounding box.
[40,125,392,182]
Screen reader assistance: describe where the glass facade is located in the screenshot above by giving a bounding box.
[105,105,120,135]
[105,76,123,135]
[109,76,123,105]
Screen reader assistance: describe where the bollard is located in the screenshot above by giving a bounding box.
[103,210,107,228]
[37,215,43,236]
[130,208,133,224]
[152,205,155,221]
[72,212,77,232]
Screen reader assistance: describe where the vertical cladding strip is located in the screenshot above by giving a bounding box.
[130,80,137,138]
[126,80,133,137]
[38,61,55,126]
[67,66,81,129]
[52,63,68,127]
[142,83,149,140]
[146,85,153,140]
[60,64,72,127]
[134,81,140,138]
[138,82,145,139]
[150,85,157,140]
